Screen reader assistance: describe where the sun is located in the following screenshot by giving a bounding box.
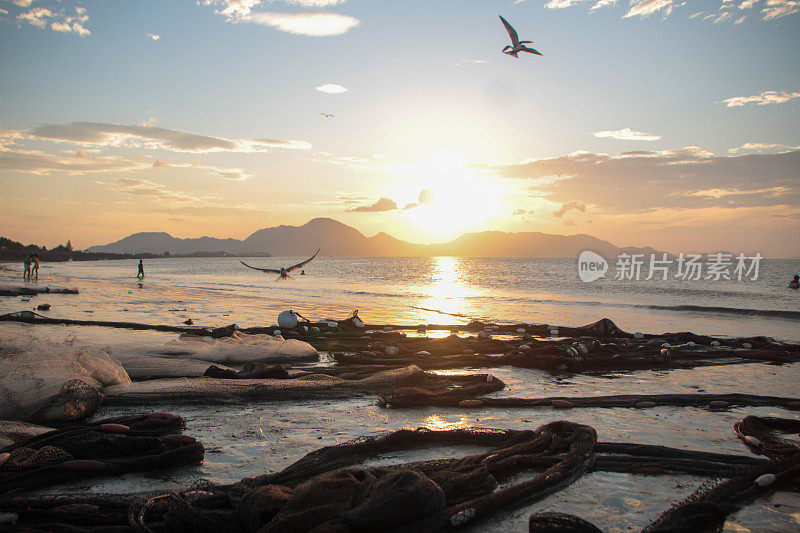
[391,150,505,242]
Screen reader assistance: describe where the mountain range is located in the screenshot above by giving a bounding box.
[87,218,660,258]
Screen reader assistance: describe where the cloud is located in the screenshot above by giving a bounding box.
[728,142,800,154]
[401,189,435,210]
[13,5,90,36]
[456,59,488,66]
[0,148,150,175]
[721,90,800,107]
[202,0,348,20]
[347,197,398,212]
[25,122,310,153]
[623,0,676,18]
[761,0,800,19]
[245,11,360,36]
[316,83,348,94]
[592,128,661,141]
[513,208,527,216]
[553,201,586,217]
[146,32,160,40]
[491,147,800,213]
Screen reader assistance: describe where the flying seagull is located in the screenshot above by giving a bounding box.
[499,15,542,58]
[321,113,335,118]
[240,249,320,281]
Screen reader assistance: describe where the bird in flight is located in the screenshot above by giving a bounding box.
[240,249,320,281]
[499,15,542,58]
[321,113,335,118]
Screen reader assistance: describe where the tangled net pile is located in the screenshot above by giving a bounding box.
[1,415,797,531]
[0,413,203,494]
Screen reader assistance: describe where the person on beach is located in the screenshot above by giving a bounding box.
[23,255,32,281]
[790,274,800,289]
[31,254,39,280]
[137,260,144,279]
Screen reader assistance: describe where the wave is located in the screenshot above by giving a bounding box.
[633,304,800,320]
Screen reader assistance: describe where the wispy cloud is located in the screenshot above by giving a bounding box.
[761,0,800,19]
[492,146,800,213]
[456,59,488,66]
[553,201,586,217]
[542,0,798,20]
[347,197,398,212]
[593,128,661,141]
[316,83,348,94]
[246,11,360,36]
[25,122,311,153]
[146,32,160,40]
[12,4,90,36]
[721,90,800,107]
[728,142,800,154]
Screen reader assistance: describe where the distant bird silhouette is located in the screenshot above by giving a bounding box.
[499,15,542,58]
[240,249,320,281]
[321,113,335,118]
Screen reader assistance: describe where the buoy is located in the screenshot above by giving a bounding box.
[277,310,298,329]
[711,340,720,347]
[687,341,695,347]
[551,399,574,408]
[519,344,532,351]
[99,423,130,434]
[709,400,729,409]
[61,460,107,472]
[634,332,644,339]
[385,346,399,356]
[744,436,762,448]
[377,396,387,408]
[516,328,526,333]
[550,329,559,336]
[450,508,476,527]
[310,326,320,334]
[742,342,752,349]
[459,399,484,407]
[352,316,365,328]
[163,434,196,444]
[635,401,656,408]
[662,343,671,348]
[754,473,776,487]
[415,351,431,356]
[327,321,338,328]
[0,452,9,467]
[273,329,281,336]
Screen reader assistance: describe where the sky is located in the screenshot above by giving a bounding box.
[0,0,798,256]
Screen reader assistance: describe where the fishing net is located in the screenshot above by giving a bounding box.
[161,332,319,364]
[0,412,202,494]
[0,420,53,449]
[3,416,797,532]
[102,365,504,405]
[0,339,131,423]
[734,415,800,458]
[380,391,800,410]
[120,355,237,380]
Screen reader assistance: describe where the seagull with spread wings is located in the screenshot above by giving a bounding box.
[240,249,320,281]
[499,15,542,58]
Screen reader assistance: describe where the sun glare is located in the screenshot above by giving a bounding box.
[391,150,505,241]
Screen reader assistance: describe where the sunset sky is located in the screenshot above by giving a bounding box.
[0,0,798,256]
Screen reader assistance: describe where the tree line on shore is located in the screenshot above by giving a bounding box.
[0,236,252,262]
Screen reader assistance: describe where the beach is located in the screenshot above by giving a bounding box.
[1,257,799,531]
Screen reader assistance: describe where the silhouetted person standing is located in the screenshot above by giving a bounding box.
[137,260,144,279]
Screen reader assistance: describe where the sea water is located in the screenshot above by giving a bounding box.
[2,256,798,340]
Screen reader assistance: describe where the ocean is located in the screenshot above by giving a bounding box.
[3,255,798,341]
[2,256,800,531]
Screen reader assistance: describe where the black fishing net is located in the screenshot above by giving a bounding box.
[0,412,201,494]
